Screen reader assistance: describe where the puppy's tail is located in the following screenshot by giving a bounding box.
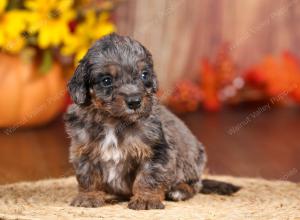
[200,179,241,195]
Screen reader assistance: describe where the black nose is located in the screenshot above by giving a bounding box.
[125,95,142,110]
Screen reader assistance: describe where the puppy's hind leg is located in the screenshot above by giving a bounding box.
[166,178,241,201]
[166,182,200,201]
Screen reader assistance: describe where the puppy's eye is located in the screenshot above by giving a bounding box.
[101,75,113,87]
[141,71,150,81]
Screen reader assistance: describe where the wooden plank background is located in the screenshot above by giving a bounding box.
[115,0,300,97]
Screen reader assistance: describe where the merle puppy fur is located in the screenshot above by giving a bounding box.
[65,33,240,210]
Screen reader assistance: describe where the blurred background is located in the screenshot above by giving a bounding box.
[0,0,299,184]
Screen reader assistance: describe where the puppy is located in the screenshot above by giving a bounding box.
[64,33,240,210]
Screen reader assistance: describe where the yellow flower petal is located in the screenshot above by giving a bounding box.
[60,9,116,65]
[4,35,25,53]
[5,11,28,37]
[57,0,73,11]
[0,0,7,14]
[98,12,110,22]
[24,0,39,10]
[0,31,5,46]
[93,23,116,39]
[75,48,88,63]
[25,0,75,48]
[38,27,51,48]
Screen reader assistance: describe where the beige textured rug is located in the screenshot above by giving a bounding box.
[0,175,299,220]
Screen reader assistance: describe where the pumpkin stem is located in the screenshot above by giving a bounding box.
[39,49,53,74]
[7,0,22,9]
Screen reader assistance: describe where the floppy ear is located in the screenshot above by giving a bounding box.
[68,60,90,105]
[141,46,158,93]
[152,74,159,93]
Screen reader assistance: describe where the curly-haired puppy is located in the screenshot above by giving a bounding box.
[65,33,240,210]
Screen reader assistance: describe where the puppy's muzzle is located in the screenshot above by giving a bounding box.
[125,94,142,110]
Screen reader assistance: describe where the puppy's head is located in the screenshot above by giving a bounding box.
[68,33,158,121]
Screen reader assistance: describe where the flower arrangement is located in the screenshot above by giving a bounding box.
[167,80,202,113]
[0,0,116,71]
[168,45,239,113]
[0,0,117,128]
[246,52,300,103]
[167,47,300,114]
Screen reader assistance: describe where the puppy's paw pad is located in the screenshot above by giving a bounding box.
[128,197,165,210]
[70,193,105,208]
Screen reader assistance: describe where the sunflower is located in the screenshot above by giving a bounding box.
[0,0,6,14]
[25,0,75,48]
[61,10,115,63]
[0,0,8,47]
[0,0,28,53]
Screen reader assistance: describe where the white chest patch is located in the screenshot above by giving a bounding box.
[107,166,117,183]
[76,129,89,143]
[105,164,130,194]
[99,127,123,163]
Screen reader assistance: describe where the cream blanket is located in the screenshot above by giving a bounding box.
[0,175,299,220]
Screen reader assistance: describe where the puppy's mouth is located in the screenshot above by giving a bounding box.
[92,95,152,121]
[121,97,152,121]
[124,107,145,117]
[125,108,139,114]
[124,99,147,115]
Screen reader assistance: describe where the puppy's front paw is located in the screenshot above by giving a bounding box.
[128,196,165,210]
[71,192,105,208]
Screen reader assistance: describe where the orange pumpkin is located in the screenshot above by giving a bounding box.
[0,53,66,128]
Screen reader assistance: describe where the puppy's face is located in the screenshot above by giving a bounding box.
[68,34,158,121]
